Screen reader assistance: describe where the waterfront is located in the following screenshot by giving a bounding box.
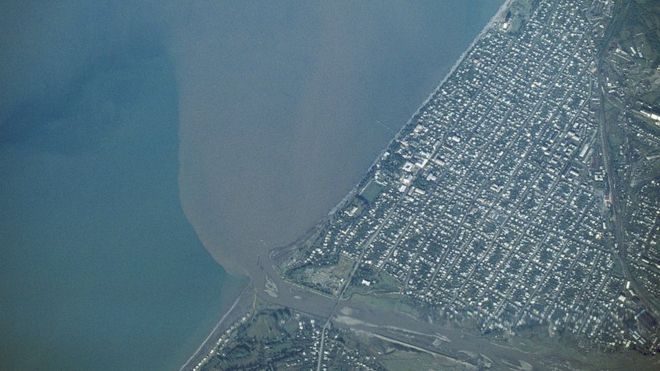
[174,0,504,274]
[183,0,660,369]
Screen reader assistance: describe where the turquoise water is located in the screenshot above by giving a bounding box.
[0,34,243,371]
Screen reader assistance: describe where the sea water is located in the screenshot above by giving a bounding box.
[0,3,243,369]
[0,1,502,369]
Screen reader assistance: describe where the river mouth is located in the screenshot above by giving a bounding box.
[0,2,504,369]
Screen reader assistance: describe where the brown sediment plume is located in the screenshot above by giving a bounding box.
[169,0,506,278]
[169,2,385,277]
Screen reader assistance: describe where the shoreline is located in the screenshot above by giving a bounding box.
[178,284,253,371]
[178,1,512,369]
[324,0,512,222]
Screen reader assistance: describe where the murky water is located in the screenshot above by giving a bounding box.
[0,1,501,369]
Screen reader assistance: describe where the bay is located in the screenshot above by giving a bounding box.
[0,1,502,370]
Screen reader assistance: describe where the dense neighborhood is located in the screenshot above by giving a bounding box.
[285,0,658,354]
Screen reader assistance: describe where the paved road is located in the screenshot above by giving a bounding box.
[181,233,550,370]
[248,244,547,369]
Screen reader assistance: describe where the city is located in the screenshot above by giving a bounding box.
[283,0,658,355]
[197,0,659,369]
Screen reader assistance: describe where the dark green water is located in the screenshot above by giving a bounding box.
[0,32,243,371]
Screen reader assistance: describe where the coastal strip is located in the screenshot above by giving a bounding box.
[179,285,253,371]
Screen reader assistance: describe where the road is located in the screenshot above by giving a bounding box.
[181,233,555,371]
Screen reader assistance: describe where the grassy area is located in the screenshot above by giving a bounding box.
[346,268,401,295]
[288,254,354,295]
[349,292,420,319]
[359,180,384,204]
[379,349,470,371]
[504,0,535,34]
[495,328,660,370]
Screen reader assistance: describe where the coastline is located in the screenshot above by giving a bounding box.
[327,0,512,224]
[178,1,512,370]
[178,284,254,371]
